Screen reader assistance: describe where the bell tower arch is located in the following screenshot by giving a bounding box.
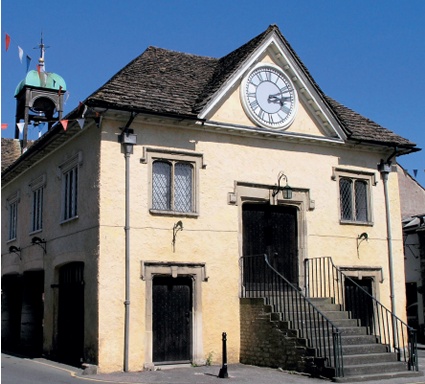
[14,35,66,152]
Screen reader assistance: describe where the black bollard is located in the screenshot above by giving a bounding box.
[218,332,229,378]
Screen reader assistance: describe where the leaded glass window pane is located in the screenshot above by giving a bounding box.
[8,201,17,240]
[152,161,171,210]
[174,163,193,212]
[32,187,44,232]
[340,178,353,220]
[63,166,78,220]
[355,180,368,221]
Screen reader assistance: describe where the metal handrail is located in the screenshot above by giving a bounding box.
[240,254,344,377]
[305,256,418,371]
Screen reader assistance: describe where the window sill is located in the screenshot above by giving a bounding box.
[149,209,199,218]
[340,220,373,226]
[60,216,79,225]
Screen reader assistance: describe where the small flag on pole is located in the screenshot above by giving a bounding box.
[5,33,11,51]
[18,46,23,63]
[16,122,25,133]
[26,55,32,72]
[77,119,85,129]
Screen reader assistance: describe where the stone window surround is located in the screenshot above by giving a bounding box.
[141,261,208,369]
[339,265,384,301]
[140,147,205,218]
[29,174,46,234]
[332,167,377,226]
[6,190,20,242]
[58,152,83,224]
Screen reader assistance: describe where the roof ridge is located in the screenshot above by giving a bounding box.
[193,25,276,112]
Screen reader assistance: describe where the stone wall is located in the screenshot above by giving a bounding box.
[239,298,309,372]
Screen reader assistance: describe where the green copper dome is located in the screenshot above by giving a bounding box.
[15,70,67,96]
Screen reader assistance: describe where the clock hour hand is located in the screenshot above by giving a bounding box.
[268,93,291,106]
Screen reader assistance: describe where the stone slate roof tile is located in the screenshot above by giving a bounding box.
[1,138,22,172]
[325,97,414,146]
[87,47,217,117]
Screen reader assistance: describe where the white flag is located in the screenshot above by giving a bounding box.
[77,119,85,129]
[16,122,25,133]
[18,46,23,63]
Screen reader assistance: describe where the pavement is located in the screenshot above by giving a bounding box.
[51,358,425,384]
[4,349,425,384]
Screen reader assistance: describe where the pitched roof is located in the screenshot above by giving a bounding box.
[85,24,417,151]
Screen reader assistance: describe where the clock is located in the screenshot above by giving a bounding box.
[241,63,297,130]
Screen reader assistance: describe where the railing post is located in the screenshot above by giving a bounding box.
[218,332,228,378]
[408,328,418,371]
[333,329,344,377]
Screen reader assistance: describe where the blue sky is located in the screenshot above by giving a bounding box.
[2,0,424,187]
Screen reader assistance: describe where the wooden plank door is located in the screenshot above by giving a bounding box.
[153,276,192,364]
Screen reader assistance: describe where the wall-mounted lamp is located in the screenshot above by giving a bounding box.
[272,171,293,199]
[32,236,46,254]
[172,221,183,252]
[9,245,21,258]
[356,232,368,258]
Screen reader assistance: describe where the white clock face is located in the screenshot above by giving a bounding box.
[241,64,297,130]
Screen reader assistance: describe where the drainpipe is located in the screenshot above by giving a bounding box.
[118,121,137,372]
[378,159,396,316]
[378,157,401,352]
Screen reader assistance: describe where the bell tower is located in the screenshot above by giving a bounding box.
[14,35,67,152]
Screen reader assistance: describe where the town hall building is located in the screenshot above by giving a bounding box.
[1,25,421,381]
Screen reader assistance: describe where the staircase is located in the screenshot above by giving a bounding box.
[241,254,421,382]
[307,297,422,382]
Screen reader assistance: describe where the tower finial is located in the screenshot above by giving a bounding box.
[34,32,50,72]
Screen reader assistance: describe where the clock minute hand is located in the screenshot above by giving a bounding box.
[268,93,291,106]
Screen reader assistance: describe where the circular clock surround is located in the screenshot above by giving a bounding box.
[241,63,298,130]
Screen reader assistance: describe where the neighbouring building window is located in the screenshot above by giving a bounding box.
[59,153,82,222]
[29,175,46,233]
[7,192,20,241]
[333,168,376,225]
[141,147,204,216]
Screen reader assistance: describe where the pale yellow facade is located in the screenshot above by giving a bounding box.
[2,35,409,374]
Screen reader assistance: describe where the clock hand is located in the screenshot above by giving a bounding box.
[268,93,291,106]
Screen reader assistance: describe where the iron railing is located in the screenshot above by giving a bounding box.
[305,256,418,371]
[240,254,344,377]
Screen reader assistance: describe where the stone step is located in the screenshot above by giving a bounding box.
[280,310,350,321]
[343,352,397,365]
[339,343,388,355]
[342,361,410,376]
[302,325,368,336]
[340,334,379,345]
[334,369,423,383]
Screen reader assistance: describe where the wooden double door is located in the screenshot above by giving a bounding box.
[242,203,299,285]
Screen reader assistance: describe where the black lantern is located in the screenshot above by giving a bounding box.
[282,183,293,199]
[273,171,293,199]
